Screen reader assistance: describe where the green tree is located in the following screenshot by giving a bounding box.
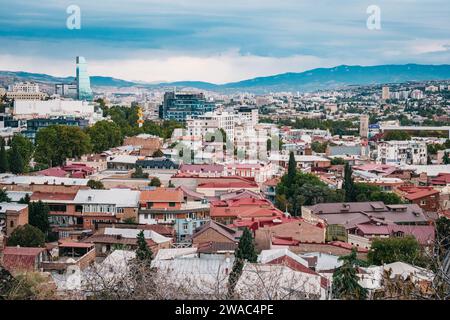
[152,149,164,157]
[7,225,46,247]
[149,177,161,187]
[131,166,149,179]
[34,125,92,167]
[331,157,346,165]
[368,236,424,266]
[311,141,328,153]
[227,228,257,298]
[18,194,31,204]
[443,152,450,165]
[0,189,11,202]
[276,171,344,216]
[135,230,153,264]
[384,131,411,141]
[28,201,50,236]
[287,151,297,186]
[0,138,8,173]
[123,217,136,224]
[87,180,104,190]
[354,183,404,204]
[8,135,34,172]
[86,120,123,153]
[8,146,24,174]
[343,163,356,202]
[332,249,368,300]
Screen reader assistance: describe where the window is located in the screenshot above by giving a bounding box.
[420,200,426,206]
[117,208,124,214]
[169,202,176,207]
[10,220,14,228]
[147,202,153,209]
[144,213,149,220]
[183,223,188,231]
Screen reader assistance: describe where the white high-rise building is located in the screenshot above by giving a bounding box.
[186,111,236,142]
[376,140,427,165]
[8,82,40,93]
[382,86,390,100]
[410,90,424,100]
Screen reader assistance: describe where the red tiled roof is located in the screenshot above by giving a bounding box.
[263,177,280,187]
[2,247,46,272]
[58,241,94,249]
[329,241,369,253]
[430,173,450,185]
[31,191,77,201]
[192,220,238,242]
[179,164,224,173]
[397,186,440,201]
[140,188,183,203]
[82,234,156,247]
[37,167,68,177]
[272,236,300,246]
[198,181,258,188]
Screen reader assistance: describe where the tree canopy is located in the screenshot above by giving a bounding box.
[149,177,161,187]
[384,131,411,141]
[28,201,50,236]
[276,170,344,216]
[368,236,424,266]
[332,249,368,300]
[34,125,92,167]
[7,225,46,247]
[87,180,105,190]
[86,120,123,153]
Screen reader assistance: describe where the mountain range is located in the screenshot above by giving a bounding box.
[1,64,450,93]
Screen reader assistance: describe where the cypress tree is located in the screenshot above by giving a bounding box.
[227,228,257,298]
[343,163,355,202]
[0,138,8,173]
[9,146,24,174]
[136,230,153,264]
[287,151,297,185]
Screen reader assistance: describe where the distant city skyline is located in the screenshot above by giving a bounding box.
[0,0,449,83]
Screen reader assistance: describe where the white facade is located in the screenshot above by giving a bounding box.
[186,111,236,142]
[376,140,427,165]
[410,89,424,99]
[13,99,95,119]
[8,81,40,93]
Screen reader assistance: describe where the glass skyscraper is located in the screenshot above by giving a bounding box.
[76,56,93,101]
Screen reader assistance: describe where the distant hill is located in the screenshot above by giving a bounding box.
[1,64,450,93]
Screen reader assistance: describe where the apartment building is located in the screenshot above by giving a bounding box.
[376,140,427,165]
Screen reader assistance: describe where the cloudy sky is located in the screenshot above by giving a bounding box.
[0,0,449,83]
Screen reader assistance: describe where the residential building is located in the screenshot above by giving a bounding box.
[186,110,235,142]
[191,220,240,245]
[396,186,440,212]
[23,117,89,142]
[2,247,49,273]
[377,140,427,165]
[72,189,140,229]
[161,91,215,121]
[360,114,369,138]
[55,83,78,99]
[123,134,162,156]
[0,203,28,237]
[382,86,390,100]
[82,227,172,257]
